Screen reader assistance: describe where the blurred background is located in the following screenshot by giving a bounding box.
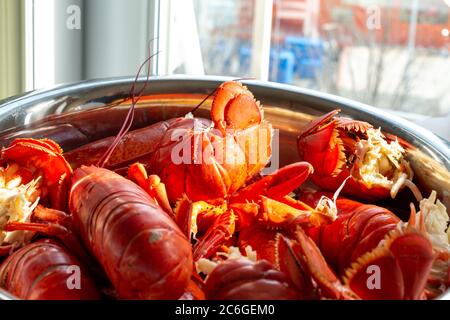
[0,0,449,131]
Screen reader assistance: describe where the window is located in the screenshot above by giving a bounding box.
[1,0,450,119]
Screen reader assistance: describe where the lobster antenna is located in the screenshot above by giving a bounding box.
[97,47,158,168]
[188,77,256,114]
[98,38,160,111]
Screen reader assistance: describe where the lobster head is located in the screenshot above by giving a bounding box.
[297,110,418,201]
[150,81,273,204]
[1,138,72,211]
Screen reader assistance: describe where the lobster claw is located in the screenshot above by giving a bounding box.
[276,228,359,300]
[174,196,229,240]
[193,210,236,261]
[211,81,262,132]
[238,224,279,264]
[174,196,236,261]
[298,110,340,141]
[230,162,314,203]
[1,138,72,210]
[297,111,345,177]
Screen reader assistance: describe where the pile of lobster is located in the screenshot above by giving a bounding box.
[0,80,448,300]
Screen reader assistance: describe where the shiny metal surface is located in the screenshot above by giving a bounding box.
[0,288,17,300]
[0,75,449,300]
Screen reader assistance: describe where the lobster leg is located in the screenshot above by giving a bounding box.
[174,197,228,240]
[5,205,103,277]
[193,210,236,261]
[276,228,358,300]
[127,162,172,215]
[31,205,73,229]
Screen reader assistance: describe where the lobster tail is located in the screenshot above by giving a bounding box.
[70,166,193,299]
[344,228,434,300]
[0,239,100,300]
[204,258,299,300]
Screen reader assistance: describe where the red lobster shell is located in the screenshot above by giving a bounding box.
[0,239,99,300]
[69,166,193,299]
[297,110,418,201]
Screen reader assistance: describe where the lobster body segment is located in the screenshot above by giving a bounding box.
[0,239,100,300]
[204,258,299,300]
[69,166,193,299]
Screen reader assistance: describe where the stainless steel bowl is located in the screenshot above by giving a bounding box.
[0,75,449,300]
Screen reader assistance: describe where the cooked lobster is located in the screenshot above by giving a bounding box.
[297,110,421,201]
[299,190,443,299]
[3,143,195,299]
[173,161,333,263]
[0,71,448,301]
[65,81,272,204]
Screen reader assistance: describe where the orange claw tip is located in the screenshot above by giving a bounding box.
[298,109,341,139]
[127,163,173,216]
[264,162,314,199]
[231,162,313,203]
[259,196,313,228]
[127,162,148,179]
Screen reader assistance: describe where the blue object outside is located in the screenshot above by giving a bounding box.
[238,36,325,84]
